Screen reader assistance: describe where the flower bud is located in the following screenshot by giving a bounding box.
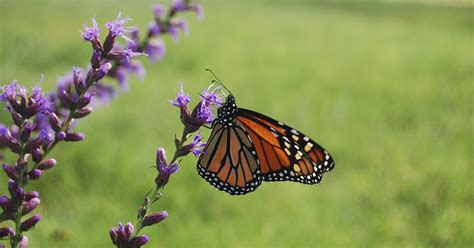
[2,163,19,180]
[32,148,43,163]
[0,125,20,153]
[65,132,85,142]
[73,66,85,93]
[0,227,14,238]
[20,214,41,232]
[133,235,149,247]
[19,236,28,248]
[109,227,118,245]
[21,198,40,215]
[8,179,23,203]
[58,89,72,108]
[72,107,93,118]
[24,130,52,153]
[75,94,92,109]
[55,131,66,141]
[91,50,102,69]
[143,211,168,227]
[93,62,112,81]
[38,159,56,171]
[0,195,11,210]
[24,191,39,201]
[48,113,61,132]
[156,148,167,167]
[28,169,42,180]
[124,222,133,238]
[11,112,22,126]
[20,123,33,143]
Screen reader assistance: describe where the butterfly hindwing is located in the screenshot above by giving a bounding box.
[197,122,262,195]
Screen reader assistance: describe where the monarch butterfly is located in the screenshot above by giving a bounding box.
[197,75,335,195]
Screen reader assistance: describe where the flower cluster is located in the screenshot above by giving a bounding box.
[171,84,223,138]
[0,1,203,247]
[0,83,53,247]
[109,83,222,247]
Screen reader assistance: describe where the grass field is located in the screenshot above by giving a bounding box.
[0,0,472,247]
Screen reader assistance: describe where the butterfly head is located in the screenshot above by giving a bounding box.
[216,95,237,126]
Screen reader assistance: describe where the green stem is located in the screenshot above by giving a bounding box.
[128,126,189,241]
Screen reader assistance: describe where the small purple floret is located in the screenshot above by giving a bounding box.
[81,17,101,41]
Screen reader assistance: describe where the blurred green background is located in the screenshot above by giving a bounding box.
[0,0,472,247]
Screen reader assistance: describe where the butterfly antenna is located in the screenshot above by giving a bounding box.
[205,69,233,96]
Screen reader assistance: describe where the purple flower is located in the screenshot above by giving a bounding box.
[0,81,26,102]
[105,12,135,39]
[153,4,166,19]
[155,162,179,188]
[81,17,100,41]
[0,81,51,117]
[89,83,116,104]
[201,84,223,107]
[175,19,189,35]
[168,25,179,42]
[145,39,166,62]
[188,132,206,156]
[169,84,190,109]
[148,21,161,36]
[191,3,204,21]
[171,0,187,12]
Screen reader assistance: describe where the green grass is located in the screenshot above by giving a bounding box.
[0,0,472,247]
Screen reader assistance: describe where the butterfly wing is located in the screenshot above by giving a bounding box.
[197,121,263,195]
[236,108,335,184]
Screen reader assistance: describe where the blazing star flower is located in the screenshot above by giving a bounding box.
[170,84,190,109]
[0,81,50,116]
[0,81,26,103]
[105,12,135,39]
[145,39,166,62]
[171,0,187,12]
[153,4,166,19]
[191,3,204,21]
[201,84,223,107]
[155,161,180,188]
[148,21,162,36]
[175,19,189,35]
[167,25,179,42]
[180,131,206,156]
[188,131,206,156]
[80,17,100,41]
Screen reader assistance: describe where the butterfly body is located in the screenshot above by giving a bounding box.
[197,95,335,195]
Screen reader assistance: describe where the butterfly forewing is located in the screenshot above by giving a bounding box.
[237,108,335,183]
